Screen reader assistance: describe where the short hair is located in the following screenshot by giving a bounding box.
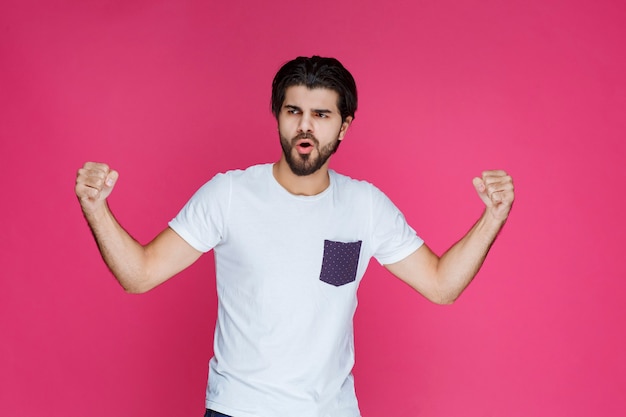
[271,56,358,122]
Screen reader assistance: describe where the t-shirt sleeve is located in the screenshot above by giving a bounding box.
[369,186,424,265]
[168,173,230,253]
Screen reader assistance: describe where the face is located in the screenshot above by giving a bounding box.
[278,85,352,176]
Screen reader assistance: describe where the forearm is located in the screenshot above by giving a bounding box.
[386,170,514,304]
[83,203,152,293]
[435,211,505,303]
[76,162,203,292]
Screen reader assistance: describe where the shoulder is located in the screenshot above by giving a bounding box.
[221,163,271,183]
[331,171,404,219]
[199,164,270,189]
[330,170,387,199]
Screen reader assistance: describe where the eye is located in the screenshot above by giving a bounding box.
[316,112,328,118]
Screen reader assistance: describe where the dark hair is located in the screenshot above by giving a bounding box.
[271,56,358,122]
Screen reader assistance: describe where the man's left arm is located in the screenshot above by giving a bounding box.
[385,170,514,305]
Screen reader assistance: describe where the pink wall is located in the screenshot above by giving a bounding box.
[2,0,625,416]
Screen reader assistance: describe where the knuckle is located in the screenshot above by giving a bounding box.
[84,162,109,175]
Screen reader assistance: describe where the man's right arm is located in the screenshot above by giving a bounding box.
[75,162,202,293]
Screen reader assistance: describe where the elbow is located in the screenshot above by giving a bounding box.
[434,294,457,305]
[115,273,156,294]
[123,285,150,294]
[429,287,462,305]
[430,273,470,305]
[122,279,157,294]
[409,282,459,305]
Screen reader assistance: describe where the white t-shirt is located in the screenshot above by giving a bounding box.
[169,164,423,417]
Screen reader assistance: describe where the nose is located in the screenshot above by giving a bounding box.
[297,113,312,133]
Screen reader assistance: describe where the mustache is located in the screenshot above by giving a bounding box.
[292,132,318,143]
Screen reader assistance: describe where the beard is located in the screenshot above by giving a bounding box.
[279,131,341,176]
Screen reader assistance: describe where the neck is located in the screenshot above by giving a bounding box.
[273,157,331,196]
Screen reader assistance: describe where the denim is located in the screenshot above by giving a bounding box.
[204,409,232,417]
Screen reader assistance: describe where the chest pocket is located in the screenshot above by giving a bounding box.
[319,239,362,287]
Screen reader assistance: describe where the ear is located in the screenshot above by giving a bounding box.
[338,116,353,141]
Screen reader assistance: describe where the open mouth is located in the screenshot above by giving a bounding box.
[295,139,315,154]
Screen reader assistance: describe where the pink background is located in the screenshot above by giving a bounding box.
[2,0,625,416]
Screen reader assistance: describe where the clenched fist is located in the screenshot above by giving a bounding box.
[472,170,514,223]
[75,162,119,214]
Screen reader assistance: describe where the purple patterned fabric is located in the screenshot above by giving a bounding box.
[319,240,362,286]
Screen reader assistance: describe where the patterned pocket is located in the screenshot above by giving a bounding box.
[319,240,362,286]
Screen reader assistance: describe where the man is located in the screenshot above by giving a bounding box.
[75,56,514,417]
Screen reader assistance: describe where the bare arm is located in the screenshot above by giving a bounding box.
[385,170,514,305]
[75,162,202,293]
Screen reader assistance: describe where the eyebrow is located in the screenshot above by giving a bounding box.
[284,104,301,111]
[283,104,334,114]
